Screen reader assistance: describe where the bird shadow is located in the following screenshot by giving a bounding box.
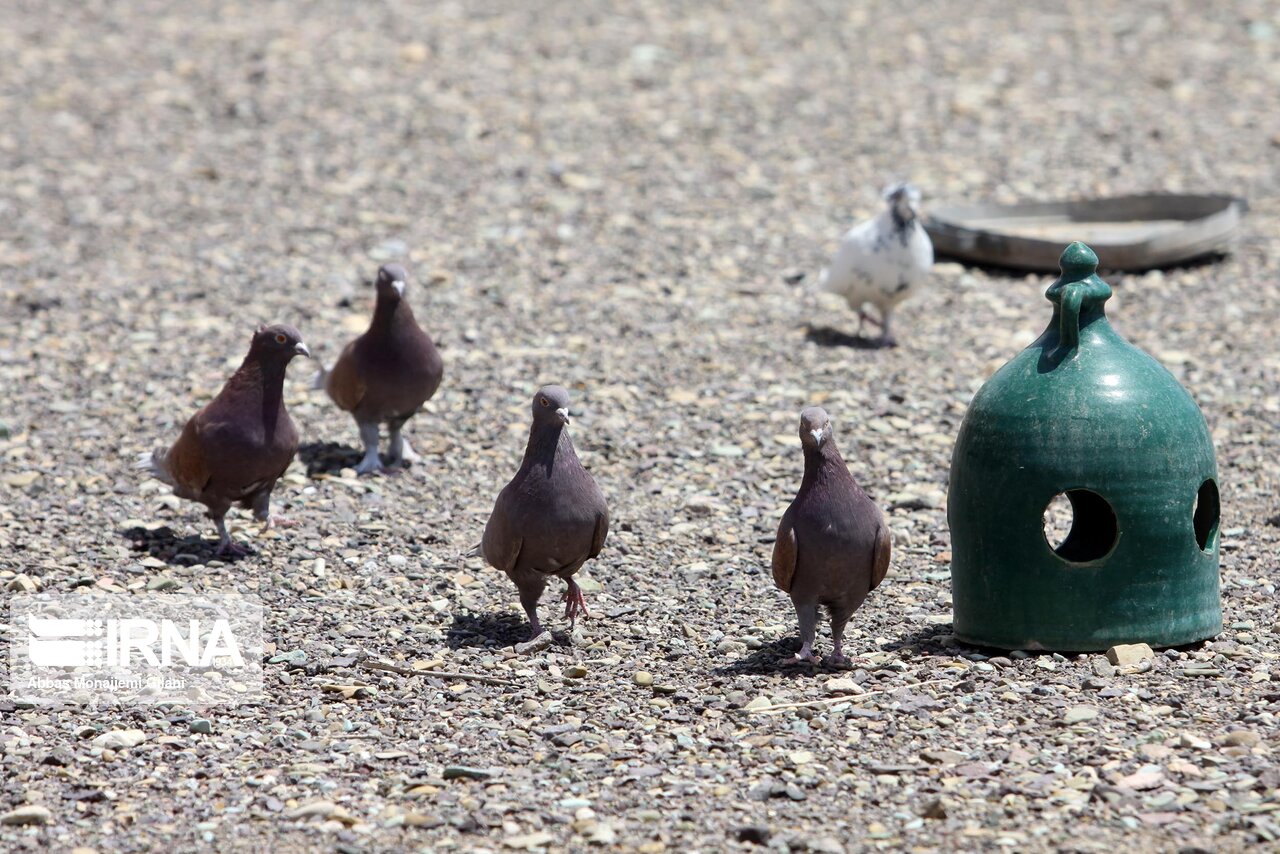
[446,611,562,650]
[803,324,888,350]
[119,525,251,565]
[880,623,978,658]
[298,441,363,477]
[713,637,843,677]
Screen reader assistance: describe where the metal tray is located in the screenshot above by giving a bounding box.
[924,194,1247,272]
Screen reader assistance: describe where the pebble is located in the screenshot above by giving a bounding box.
[0,804,53,825]
[92,729,147,749]
[1107,643,1155,667]
[633,671,654,686]
[189,719,213,735]
[824,677,861,695]
[1063,706,1099,725]
[565,664,589,679]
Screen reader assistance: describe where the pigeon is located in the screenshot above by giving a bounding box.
[481,385,610,640]
[772,407,891,664]
[319,263,444,474]
[142,324,310,556]
[819,182,933,347]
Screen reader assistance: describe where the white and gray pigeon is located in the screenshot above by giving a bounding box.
[818,183,933,347]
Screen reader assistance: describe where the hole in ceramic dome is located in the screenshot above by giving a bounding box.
[1193,478,1220,552]
[1042,489,1119,563]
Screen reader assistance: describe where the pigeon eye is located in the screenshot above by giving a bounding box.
[540,397,550,407]
[274,333,287,344]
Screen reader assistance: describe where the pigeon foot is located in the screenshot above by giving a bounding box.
[562,580,590,625]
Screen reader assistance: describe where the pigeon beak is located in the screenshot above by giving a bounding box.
[556,407,570,425]
[811,428,825,445]
[392,280,405,297]
[294,342,311,358]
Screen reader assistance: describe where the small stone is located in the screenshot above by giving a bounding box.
[443,766,496,781]
[825,677,862,695]
[189,719,213,735]
[1063,705,1098,725]
[1092,658,1116,678]
[633,671,653,687]
[399,42,429,63]
[92,729,147,749]
[743,695,772,711]
[1221,730,1260,747]
[920,797,947,819]
[1178,732,1211,750]
[736,825,770,845]
[6,574,39,592]
[287,800,336,819]
[268,650,307,666]
[1117,768,1165,790]
[0,804,53,825]
[515,632,554,655]
[504,831,554,850]
[921,749,966,765]
[565,664,588,679]
[1106,643,1154,667]
[789,750,815,765]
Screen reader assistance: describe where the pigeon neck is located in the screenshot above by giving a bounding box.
[523,421,570,466]
[236,352,289,435]
[889,207,915,232]
[802,440,846,488]
[371,295,412,333]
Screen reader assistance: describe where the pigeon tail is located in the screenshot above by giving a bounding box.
[311,363,330,391]
[137,448,177,487]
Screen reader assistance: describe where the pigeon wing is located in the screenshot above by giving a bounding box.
[163,414,213,500]
[771,507,798,592]
[869,523,892,591]
[324,340,366,413]
[481,490,523,574]
[587,508,610,560]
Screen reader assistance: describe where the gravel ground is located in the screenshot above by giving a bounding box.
[2,1,1280,852]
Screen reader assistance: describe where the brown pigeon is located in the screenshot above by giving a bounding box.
[321,263,443,474]
[772,407,891,664]
[481,385,609,640]
[143,324,310,555]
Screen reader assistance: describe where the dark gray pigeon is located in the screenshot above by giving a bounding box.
[481,385,609,640]
[772,406,891,663]
[142,324,310,555]
[320,263,443,474]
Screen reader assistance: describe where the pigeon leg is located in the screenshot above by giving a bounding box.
[355,422,383,475]
[387,419,420,467]
[518,581,546,639]
[212,516,248,557]
[249,485,295,529]
[826,606,855,667]
[793,601,820,663]
[562,578,591,626]
[878,311,897,348]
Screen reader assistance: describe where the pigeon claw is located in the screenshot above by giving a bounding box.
[265,515,297,530]
[562,581,590,626]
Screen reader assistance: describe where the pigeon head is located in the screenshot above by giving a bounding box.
[883,182,922,223]
[251,323,310,360]
[376,264,409,302]
[532,384,572,426]
[799,406,832,450]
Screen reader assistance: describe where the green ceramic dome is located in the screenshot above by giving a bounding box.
[948,242,1221,651]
